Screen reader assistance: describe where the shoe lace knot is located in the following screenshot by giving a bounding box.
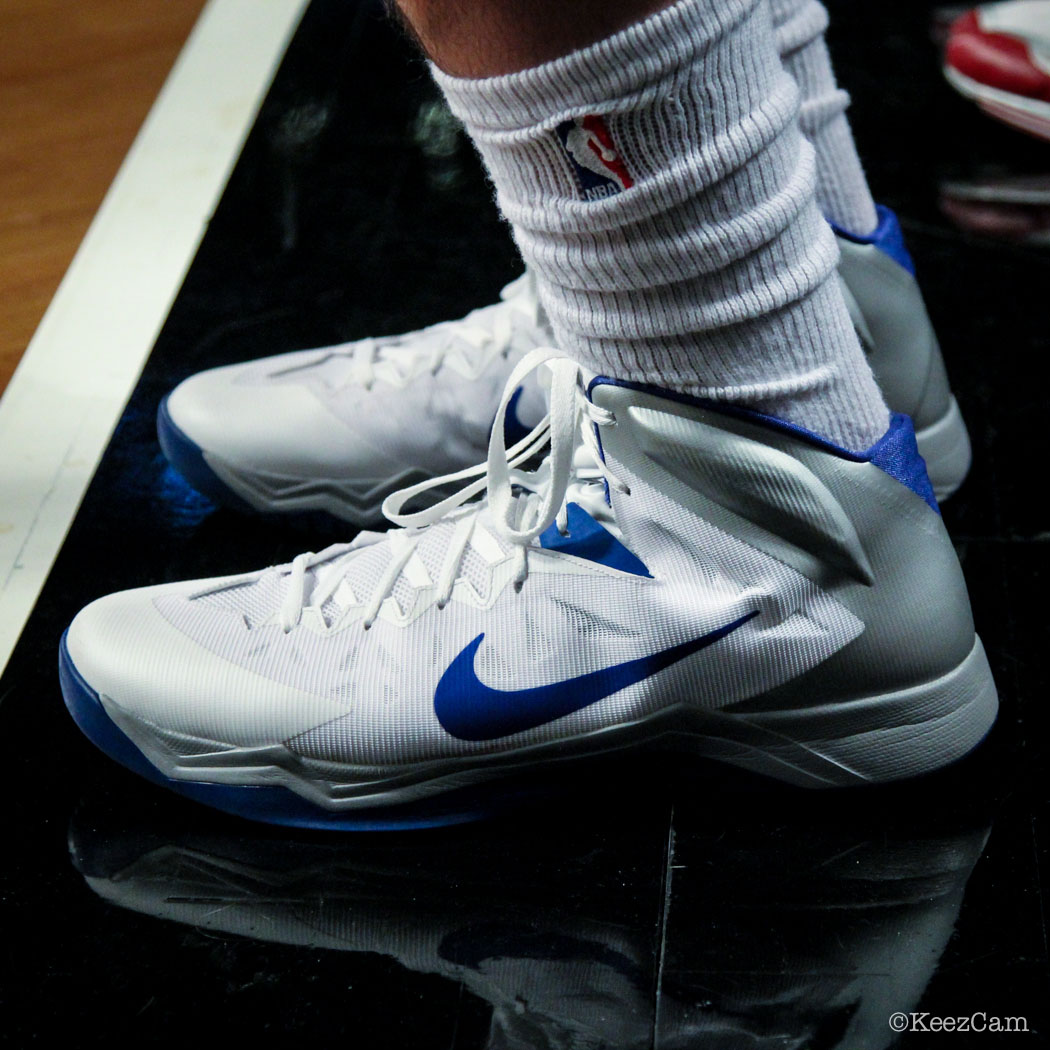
[279,346,625,633]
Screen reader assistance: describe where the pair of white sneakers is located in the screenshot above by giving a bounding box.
[61,208,998,828]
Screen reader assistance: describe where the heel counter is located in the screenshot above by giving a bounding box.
[764,435,977,708]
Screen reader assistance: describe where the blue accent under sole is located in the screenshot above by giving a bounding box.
[156,395,257,515]
[58,631,537,831]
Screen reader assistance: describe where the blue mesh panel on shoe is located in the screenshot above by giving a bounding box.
[540,502,651,577]
[865,413,939,512]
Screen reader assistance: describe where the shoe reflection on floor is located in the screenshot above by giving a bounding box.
[69,778,990,1050]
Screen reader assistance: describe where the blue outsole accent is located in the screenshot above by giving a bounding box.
[156,396,257,515]
[58,631,533,831]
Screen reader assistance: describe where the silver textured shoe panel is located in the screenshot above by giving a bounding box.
[593,383,978,706]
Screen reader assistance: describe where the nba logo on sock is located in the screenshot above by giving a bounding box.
[556,115,634,201]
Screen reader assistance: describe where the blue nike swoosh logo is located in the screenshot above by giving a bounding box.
[434,610,760,741]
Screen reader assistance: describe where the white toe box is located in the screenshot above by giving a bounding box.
[66,580,351,750]
[166,353,405,479]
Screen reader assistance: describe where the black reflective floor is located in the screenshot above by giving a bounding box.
[3,0,1049,1045]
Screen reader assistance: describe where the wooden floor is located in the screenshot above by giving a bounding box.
[0,0,208,396]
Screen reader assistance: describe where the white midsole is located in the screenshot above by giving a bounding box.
[205,451,435,524]
[100,635,997,806]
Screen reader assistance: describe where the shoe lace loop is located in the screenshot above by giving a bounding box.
[279,346,624,632]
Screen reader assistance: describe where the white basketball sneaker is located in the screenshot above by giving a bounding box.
[63,350,998,829]
[158,208,970,524]
[158,272,550,524]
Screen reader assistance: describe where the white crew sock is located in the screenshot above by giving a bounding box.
[432,0,888,450]
[770,0,879,235]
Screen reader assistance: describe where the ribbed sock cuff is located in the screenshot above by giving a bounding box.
[430,0,888,448]
[767,0,878,235]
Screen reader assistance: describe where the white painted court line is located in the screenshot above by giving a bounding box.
[0,0,310,677]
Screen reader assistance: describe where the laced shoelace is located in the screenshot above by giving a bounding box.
[339,272,541,391]
[278,348,627,632]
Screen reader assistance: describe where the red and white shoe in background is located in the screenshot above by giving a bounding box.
[945,1,1050,141]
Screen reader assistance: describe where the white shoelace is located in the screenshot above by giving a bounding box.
[338,272,541,390]
[278,348,626,632]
